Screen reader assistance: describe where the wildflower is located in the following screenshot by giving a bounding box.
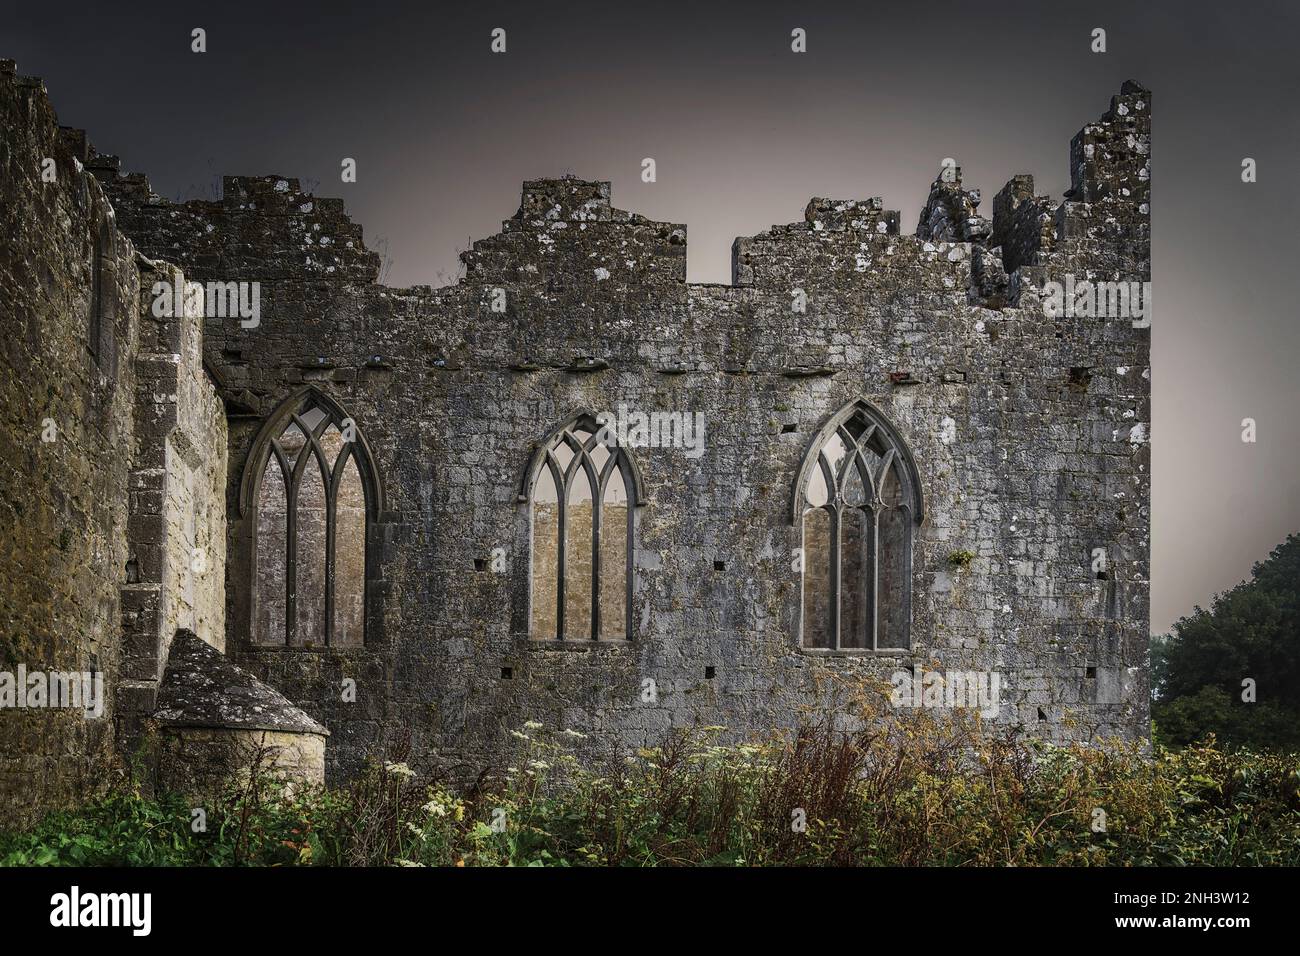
[384,761,416,780]
[529,760,550,770]
[396,859,426,867]
[561,729,588,739]
[509,730,530,740]
[523,720,544,732]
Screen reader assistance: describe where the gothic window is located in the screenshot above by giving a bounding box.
[526,414,640,640]
[795,399,922,650]
[242,390,380,648]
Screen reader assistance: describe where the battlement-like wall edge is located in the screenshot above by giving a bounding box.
[50,72,1148,302]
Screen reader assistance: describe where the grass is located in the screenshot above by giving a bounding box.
[3,709,1298,867]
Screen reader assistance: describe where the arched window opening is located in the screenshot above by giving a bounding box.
[245,392,379,648]
[795,400,921,651]
[527,415,639,640]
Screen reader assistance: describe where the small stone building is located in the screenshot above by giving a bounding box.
[0,60,1151,823]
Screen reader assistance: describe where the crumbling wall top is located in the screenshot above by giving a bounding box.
[515,177,615,222]
[82,154,382,285]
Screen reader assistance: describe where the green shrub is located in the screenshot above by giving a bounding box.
[4,715,1298,867]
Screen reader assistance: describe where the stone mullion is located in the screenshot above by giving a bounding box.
[325,442,358,647]
[555,468,568,641]
[285,461,299,648]
[323,448,340,648]
[830,502,843,650]
[304,419,334,648]
[869,505,881,651]
[286,412,320,646]
[623,460,635,641]
[589,454,601,641]
[901,504,913,650]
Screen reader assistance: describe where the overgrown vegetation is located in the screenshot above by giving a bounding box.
[6,533,1298,867]
[4,713,1297,867]
[1153,532,1300,751]
[947,549,976,569]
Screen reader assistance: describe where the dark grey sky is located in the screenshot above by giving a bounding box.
[6,0,1298,632]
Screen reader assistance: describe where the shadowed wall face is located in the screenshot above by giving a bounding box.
[0,72,138,824]
[0,65,230,824]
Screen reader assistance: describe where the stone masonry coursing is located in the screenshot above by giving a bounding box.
[2,59,1150,807]
[0,61,319,823]
[0,62,140,823]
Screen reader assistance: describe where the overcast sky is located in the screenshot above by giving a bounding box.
[6,0,1298,632]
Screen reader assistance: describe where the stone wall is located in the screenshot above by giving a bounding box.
[0,61,141,824]
[117,258,229,753]
[0,62,235,823]
[154,727,325,800]
[75,78,1151,787]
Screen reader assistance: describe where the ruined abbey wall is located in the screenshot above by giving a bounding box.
[116,256,228,742]
[0,62,139,820]
[2,58,1151,808]
[1,62,231,822]
[91,83,1150,785]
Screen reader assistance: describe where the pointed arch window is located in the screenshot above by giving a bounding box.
[794,400,922,651]
[241,390,382,648]
[525,414,641,641]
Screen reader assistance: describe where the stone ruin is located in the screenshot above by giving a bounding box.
[0,60,1151,824]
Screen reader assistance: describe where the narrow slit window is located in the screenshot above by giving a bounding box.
[88,215,114,363]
